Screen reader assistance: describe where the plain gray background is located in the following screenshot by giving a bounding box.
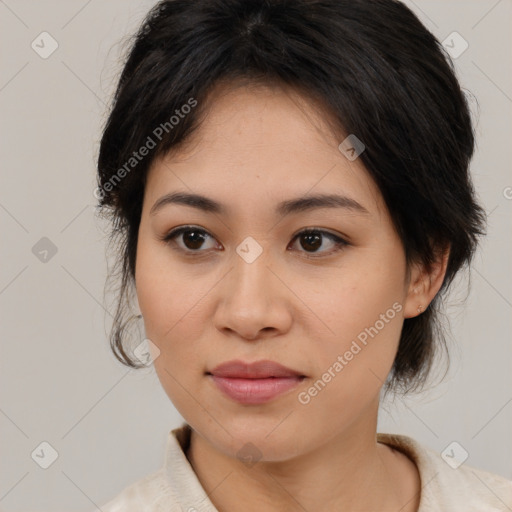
[0,0,511,510]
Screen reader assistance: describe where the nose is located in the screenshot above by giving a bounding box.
[212,245,292,341]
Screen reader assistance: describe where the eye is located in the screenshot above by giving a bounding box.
[160,225,218,254]
[160,226,349,258]
[289,228,349,258]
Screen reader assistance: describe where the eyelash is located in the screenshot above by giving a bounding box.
[159,225,349,259]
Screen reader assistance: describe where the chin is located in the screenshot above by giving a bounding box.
[201,417,310,463]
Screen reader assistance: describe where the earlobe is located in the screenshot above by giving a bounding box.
[403,245,450,319]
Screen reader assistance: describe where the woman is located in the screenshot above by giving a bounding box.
[94,0,512,510]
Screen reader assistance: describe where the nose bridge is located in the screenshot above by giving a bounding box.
[214,237,289,338]
[229,237,274,309]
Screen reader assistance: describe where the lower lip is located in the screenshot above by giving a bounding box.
[209,375,304,404]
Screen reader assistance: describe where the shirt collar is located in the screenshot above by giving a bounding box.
[164,423,439,511]
[164,422,220,511]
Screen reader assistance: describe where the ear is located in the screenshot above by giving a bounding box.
[403,244,450,319]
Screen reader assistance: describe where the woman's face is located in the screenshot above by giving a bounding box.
[135,83,421,461]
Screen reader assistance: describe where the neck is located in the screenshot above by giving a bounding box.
[185,404,420,512]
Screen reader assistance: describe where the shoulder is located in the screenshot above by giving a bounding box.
[93,423,219,512]
[378,433,512,511]
[423,455,512,511]
[95,468,183,512]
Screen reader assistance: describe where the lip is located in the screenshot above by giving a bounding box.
[207,359,306,404]
[209,359,305,378]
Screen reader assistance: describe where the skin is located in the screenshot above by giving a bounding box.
[135,81,449,512]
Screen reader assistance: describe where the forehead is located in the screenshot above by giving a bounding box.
[166,80,344,161]
[145,82,385,219]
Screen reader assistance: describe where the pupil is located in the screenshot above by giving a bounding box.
[302,232,321,252]
[184,231,205,250]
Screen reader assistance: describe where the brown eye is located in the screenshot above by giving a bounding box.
[180,229,207,250]
[162,226,218,253]
[161,226,348,259]
[300,231,322,252]
[290,229,348,257]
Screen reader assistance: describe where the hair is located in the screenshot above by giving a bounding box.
[96,0,486,394]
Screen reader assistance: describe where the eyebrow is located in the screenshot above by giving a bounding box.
[149,191,370,217]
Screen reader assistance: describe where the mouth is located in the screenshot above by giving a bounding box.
[207,359,306,379]
[206,359,306,404]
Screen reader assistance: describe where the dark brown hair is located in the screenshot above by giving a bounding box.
[96,0,486,393]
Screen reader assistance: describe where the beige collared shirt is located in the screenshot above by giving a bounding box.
[96,422,512,511]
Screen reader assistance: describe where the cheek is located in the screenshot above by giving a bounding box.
[136,268,199,354]
[315,296,404,391]
[136,230,192,332]
[135,235,191,362]
[297,303,404,435]
[308,251,405,348]
[302,248,406,399]
[134,232,218,388]
[135,246,207,413]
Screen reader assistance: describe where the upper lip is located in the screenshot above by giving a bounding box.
[208,359,305,379]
